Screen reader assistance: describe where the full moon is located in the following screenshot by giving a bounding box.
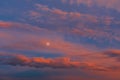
[46,42,50,46]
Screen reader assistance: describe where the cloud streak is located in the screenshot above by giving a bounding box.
[26,4,120,43]
[0,21,95,56]
[0,1,120,79]
[0,53,110,71]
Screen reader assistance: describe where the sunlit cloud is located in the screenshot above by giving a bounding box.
[0,53,111,71]
[26,4,120,43]
[0,0,120,80]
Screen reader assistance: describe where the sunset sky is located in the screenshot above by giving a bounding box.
[0,0,120,80]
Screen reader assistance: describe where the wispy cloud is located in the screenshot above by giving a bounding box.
[61,0,120,11]
[26,4,120,43]
[0,0,120,80]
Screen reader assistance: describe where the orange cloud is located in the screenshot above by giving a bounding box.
[0,21,12,28]
[104,49,120,60]
[0,53,109,71]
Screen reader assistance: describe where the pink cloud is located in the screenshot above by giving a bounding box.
[0,53,109,71]
[26,4,120,43]
[0,21,46,32]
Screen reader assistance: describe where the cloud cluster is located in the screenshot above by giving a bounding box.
[0,21,94,57]
[61,0,120,11]
[26,4,120,43]
[0,21,120,72]
[0,0,120,80]
[0,53,109,71]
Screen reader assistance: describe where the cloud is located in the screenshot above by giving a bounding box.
[0,21,120,73]
[26,4,120,43]
[0,21,48,32]
[0,1,120,80]
[61,0,120,11]
[104,49,120,61]
[0,21,95,57]
[0,53,109,71]
[104,49,120,57]
[0,30,93,56]
[31,4,98,23]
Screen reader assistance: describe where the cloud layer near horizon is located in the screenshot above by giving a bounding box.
[0,53,109,71]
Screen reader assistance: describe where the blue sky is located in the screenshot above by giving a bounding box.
[0,0,120,80]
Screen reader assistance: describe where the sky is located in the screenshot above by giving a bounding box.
[0,0,120,80]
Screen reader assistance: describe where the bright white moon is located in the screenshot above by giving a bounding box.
[46,42,50,46]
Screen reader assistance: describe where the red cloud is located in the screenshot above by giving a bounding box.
[0,21,12,28]
[0,53,109,71]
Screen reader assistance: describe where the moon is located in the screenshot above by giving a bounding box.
[46,42,50,46]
